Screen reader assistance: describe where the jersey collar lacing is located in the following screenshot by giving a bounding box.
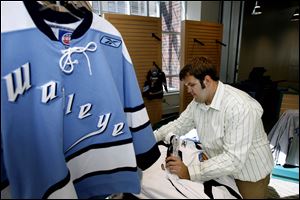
[59,42,97,75]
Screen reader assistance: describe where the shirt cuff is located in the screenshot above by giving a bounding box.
[165,132,176,144]
[153,130,159,142]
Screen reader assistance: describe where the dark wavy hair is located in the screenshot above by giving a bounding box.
[179,56,219,88]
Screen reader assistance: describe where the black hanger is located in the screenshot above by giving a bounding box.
[37,1,83,21]
[216,39,227,47]
[152,33,161,41]
[193,38,205,46]
[152,61,161,71]
[61,1,87,19]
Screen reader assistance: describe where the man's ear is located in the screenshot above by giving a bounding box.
[203,75,211,87]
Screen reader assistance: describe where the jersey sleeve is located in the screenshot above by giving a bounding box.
[122,44,160,170]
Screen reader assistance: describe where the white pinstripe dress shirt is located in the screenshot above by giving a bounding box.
[155,81,274,182]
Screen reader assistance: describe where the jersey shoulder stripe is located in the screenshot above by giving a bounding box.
[1,1,35,33]
[91,13,132,63]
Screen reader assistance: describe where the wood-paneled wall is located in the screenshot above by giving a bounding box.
[280,94,299,116]
[180,20,223,112]
[103,13,162,125]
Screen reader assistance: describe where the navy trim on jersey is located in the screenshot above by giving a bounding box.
[43,171,71,199]
[124,103,145,113]
[73,167,137,184]
[136,143,160,170]
[129,121,151,132]
[23,1,92,41]
[204,179,242,199]
[65,138,133,162]
[167,179,188,198]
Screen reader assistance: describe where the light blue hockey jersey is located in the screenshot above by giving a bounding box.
[1,1,160,199]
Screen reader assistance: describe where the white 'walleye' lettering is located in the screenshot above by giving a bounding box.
[65,113,112,153]
[3,63,126,151]
[41,81,58,103]
[3,62,32,102]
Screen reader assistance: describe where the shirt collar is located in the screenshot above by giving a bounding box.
[210,81,224,111]
[198,81,224,111]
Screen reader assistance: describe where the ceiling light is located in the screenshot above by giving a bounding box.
[252,1,262,15]
[291,8,299,22]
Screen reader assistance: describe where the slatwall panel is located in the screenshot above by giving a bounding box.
[103,13,162,125]
[280,94,299,116]
[180,20,223,112]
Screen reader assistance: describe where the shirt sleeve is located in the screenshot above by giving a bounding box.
[188,103,258,181]
[154,100,196,143]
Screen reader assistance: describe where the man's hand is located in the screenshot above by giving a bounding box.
[165,155,190,180]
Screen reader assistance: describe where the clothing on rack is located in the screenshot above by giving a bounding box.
[142,64,168,100]
[1,1,160,199]
[268,109,299,166]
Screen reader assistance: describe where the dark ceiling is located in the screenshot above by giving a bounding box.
[258,0,299,10]
[244,0,299,16]
[245,0,299,9]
